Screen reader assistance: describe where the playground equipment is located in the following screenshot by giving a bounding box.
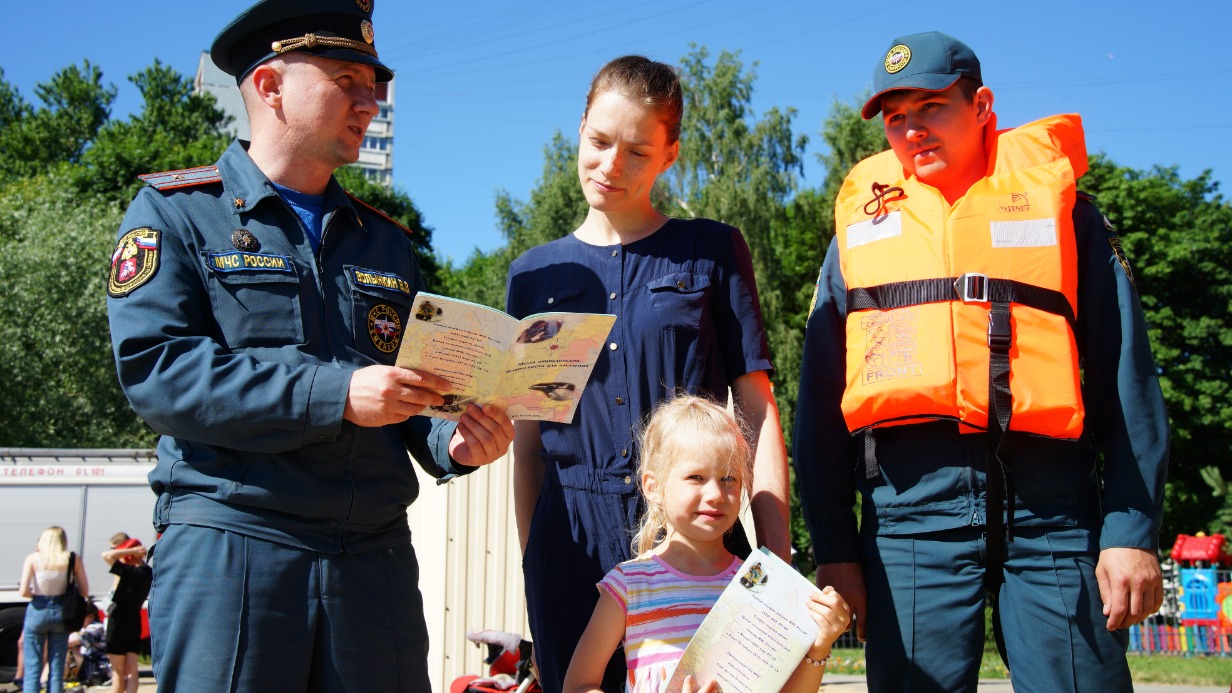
[1129,533,1231,656]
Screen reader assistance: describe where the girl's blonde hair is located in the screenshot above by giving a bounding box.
[36,525,70,570]
[632,395,753,556]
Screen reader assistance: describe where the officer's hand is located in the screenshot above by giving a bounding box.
[817,562,866,642]
[681,675,718,693]
[1096,547,1163,631]
[449,404,515,468]
[344,366,449,427]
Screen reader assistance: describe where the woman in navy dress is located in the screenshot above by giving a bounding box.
[505,55,791,692]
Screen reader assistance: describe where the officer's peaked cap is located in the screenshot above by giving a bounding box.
[211,0,393,85]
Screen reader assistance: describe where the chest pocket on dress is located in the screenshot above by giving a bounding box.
[203,253,303,349]
[647,272,711,331]
[347,268,414,364]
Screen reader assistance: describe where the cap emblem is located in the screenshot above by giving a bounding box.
[885,45,912,74]
[361,20,375,45]
[355,0,373,11]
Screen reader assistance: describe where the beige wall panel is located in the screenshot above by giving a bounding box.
[409,452,528,688]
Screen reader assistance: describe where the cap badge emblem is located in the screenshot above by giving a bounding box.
[360,20,375,45]
[885,45,912,74]
[355,0,373,12]
[231,229,260,252]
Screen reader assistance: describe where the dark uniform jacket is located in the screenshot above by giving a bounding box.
[107,141,468,554]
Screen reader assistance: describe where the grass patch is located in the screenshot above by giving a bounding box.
[1126,653,1232,686]
[823,648,1232,686]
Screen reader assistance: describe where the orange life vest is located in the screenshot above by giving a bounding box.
[834,114,1087,439]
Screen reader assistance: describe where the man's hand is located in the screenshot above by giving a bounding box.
[817,562,867,642]
[344,366,450,427]
[448,404,515,468]
[1096,547,1163,631]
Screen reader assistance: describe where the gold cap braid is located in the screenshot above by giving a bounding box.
[271,33,378,58]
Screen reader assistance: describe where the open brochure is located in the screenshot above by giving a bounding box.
[394,292,616,423]
[666,548,821,693]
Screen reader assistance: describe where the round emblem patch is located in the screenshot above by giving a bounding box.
[360,19,375,44]
[108,227,161,297]
[885,44,912,74]
[368,304,402,353]
[355,0,373,12]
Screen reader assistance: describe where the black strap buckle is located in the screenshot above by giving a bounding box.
[954,273,989,303]
[988,309,1012,351]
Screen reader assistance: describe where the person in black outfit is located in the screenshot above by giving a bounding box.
[101,534,152,693]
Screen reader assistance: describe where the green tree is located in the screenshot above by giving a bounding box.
[0,173,152,446]
[817,97,888,204]
[0,68,31,130]
[0,61,116,181]
[77,60,230,203]
[1081,156,1232,541]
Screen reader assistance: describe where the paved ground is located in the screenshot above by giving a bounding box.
[818,674,1230,692]
[6,669,1225,692]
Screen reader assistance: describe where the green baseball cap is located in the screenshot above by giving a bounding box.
[211,0,393,85]
[861,31,981,119]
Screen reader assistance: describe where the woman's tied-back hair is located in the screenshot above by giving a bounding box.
[37,525,70,571]
[632,395,753,556]
[585,55,683,145]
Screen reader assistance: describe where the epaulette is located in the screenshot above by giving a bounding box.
[138,165,221,191]
[346,191,413,236]
[1075,190,1096,202]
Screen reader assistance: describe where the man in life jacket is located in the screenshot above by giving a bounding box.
[793,31,1169,692]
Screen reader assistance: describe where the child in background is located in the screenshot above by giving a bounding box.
[562,396,850,693]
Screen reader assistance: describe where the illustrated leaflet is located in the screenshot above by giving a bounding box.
[395,292,616,423]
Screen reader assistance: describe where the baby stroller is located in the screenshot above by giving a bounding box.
[448,629,540,693]
[69,621,111,687]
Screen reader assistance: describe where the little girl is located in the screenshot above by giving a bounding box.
[562,396,850,693]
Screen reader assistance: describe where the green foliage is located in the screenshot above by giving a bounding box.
[335,166,442,287]
[1197,466,1232,537]
[0,62,116,181]
[0,174,152,446]
[817,96,888,204]
[0,68,31,129]
[1080,155,1232,540]
[76,59,230,204]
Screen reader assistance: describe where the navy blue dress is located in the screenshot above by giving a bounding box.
[506,218,773,691]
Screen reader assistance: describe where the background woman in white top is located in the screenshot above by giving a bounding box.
[18,526,89,693]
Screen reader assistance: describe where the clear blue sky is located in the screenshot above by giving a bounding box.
[4,1,1229,264]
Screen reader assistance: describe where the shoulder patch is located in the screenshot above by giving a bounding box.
[108,228,160,297]
[807,264,824,317]
[138,165,221,191]
[345,191,412,235]
[1107,236,1136,290]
